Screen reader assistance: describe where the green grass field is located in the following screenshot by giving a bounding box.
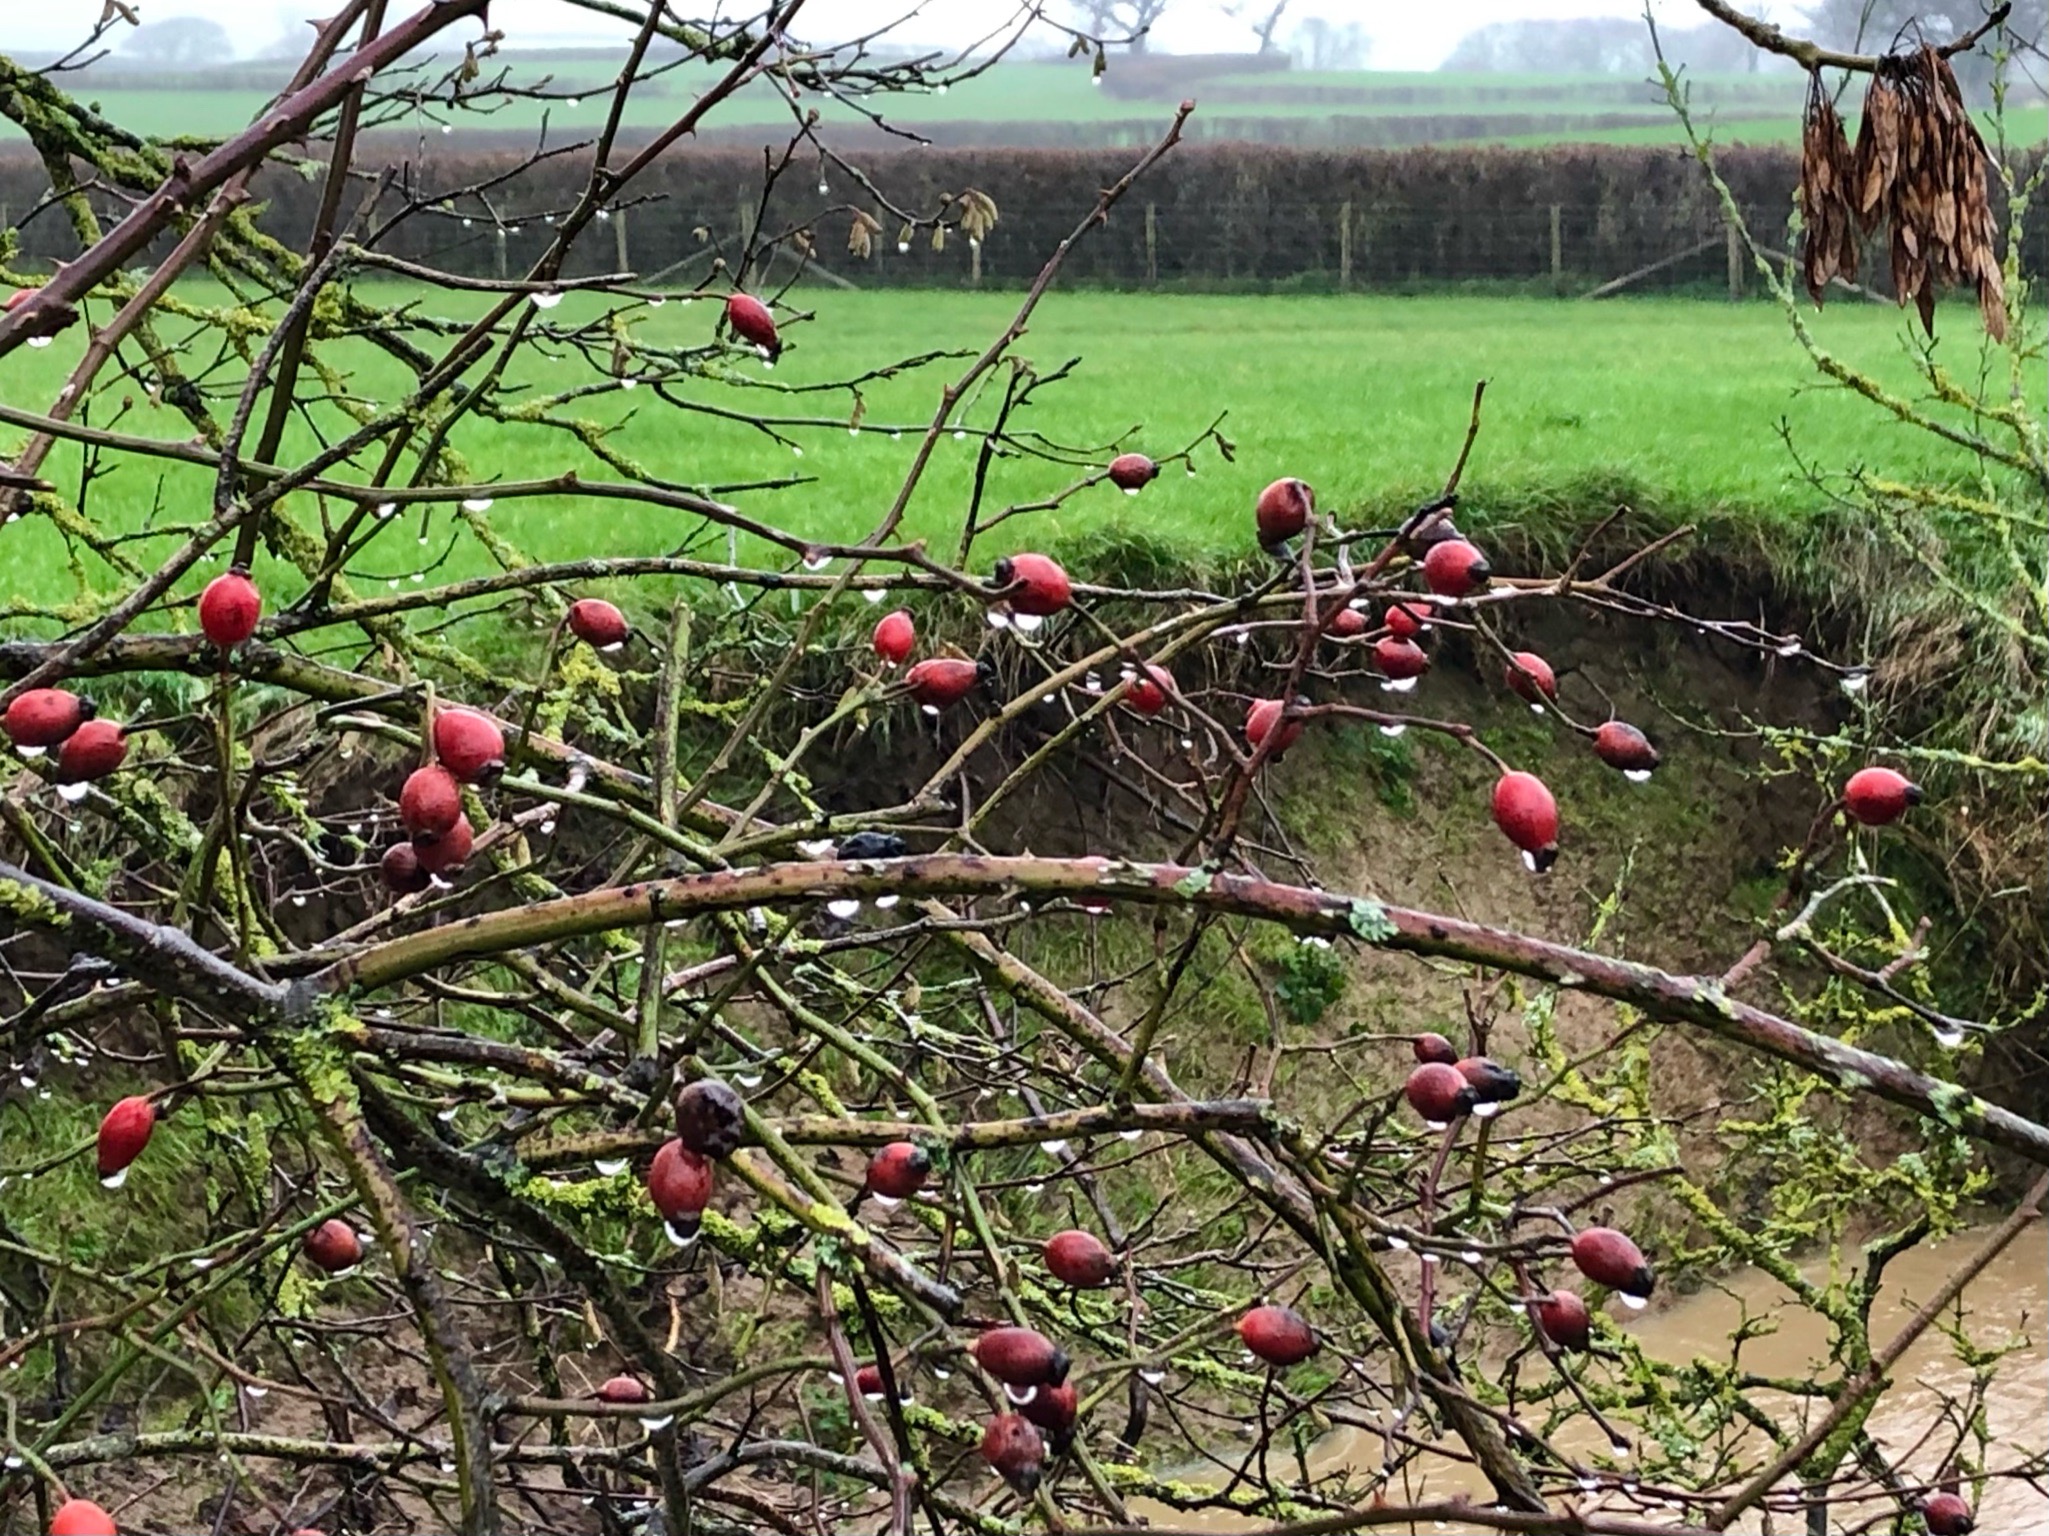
[1,287,2038,622]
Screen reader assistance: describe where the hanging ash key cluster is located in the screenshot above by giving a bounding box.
[1798,44,2006,339]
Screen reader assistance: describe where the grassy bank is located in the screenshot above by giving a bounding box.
[2,287,2036,620]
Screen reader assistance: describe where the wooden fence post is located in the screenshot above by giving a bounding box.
[614,207,630,272]
[1550,203,1563,293]
[1726,222,1743,301]
[970,236,982,287]
[1144,203,1158,286]
[494,226,507,281]
[1339,200,1352,290]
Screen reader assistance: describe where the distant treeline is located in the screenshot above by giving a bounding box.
[3,141,2042,292]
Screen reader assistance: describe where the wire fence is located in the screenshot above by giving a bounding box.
[4,141,2042,296]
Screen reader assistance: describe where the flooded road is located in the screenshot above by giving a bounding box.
[1142,1222,2048,1532]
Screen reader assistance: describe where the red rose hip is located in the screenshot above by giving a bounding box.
[1123,664,1173,715]
[1492,771,1559,872]
[1421,538,1491,599]
[1384,601,1428,639]
[596,1374,650,1404]
[725,292,780,359]
[49,1500,118,1536]
[198,567,262,648]
[1570,1226,1655,1301]
[1922,1492,1974,1535]
[97,1095,156,1186]
[991,553,1071,618]
[304,1219,364,1274]
[1404,1062,1475,1125]
[432,708,505,783]
[1843,766,1922,826]
[1255,477,1314,546]
[4,687,92,750]
[980,1412,1046,1492]
[647,1139,713,1234]
[1412,1032,1458,1065]
[865,1140,931,1201]
[1504,651,1556,705]
[1593,721,1659,777]
[56,720,127,784]
[971,1326,1070,1388]
[1107,452,1158,491]
[1018,1379,1078,1449]
[400,764,463,840]
[1238,1303,1317,1367]
[905,657,988,711]
[1244,698,1305,759]
[1533,1288,1590,1351]
[1043,1229,1115,1288]
[567,598,630,650]
[381,841,430,895]
[1374,636,1429,682]
[412,814,473,875]
[871,609,915,666]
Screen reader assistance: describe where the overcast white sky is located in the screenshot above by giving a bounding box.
[2,0,1798,72]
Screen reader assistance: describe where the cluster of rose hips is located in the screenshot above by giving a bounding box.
[629,1074,1331,1497]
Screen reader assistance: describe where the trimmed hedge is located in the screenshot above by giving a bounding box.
[2,141,2040,291]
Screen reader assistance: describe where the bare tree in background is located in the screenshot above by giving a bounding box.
[1226,0,1293,56]
[1068,0,1172,53]
[1289,15,1370,69]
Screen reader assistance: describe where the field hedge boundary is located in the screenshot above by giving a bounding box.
[2,140,2042,289]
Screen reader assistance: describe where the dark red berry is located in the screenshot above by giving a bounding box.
[905,657,987,711]
[1018,1379,1078,1449]
[381,842,430,895]
[1922,1492,1974,1535]
[1374,637,1430,680]
[1384,601,1429,639]
[1421,538,1491,598]
[1124,664,1173,715]
[1593,721,1659,775]
[852,1363,911,1401]
[304,1219,364,1274]
[412,815,473,875]
[1328,605,1367,638]
[1107,453,1158,491]
[674,1078,746,1159]
[1043,1229,1115,1288]
[725,292,780,358]
[1244,698,1305,759]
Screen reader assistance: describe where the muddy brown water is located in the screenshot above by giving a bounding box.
[1140,1223,2048,1533]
